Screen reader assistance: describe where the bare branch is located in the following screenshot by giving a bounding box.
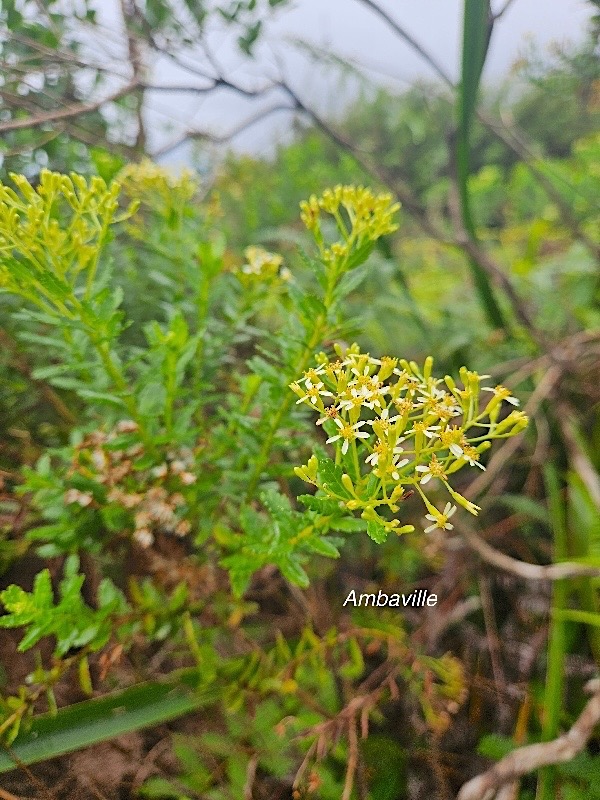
[0,81,138,133]
[465,365,562,499]
[457,680,600,800]
[556,402,600,512]
[342,716,359,800]
[243,754,258,800]
[353,0,454,88]
[492,0,520,21]
[152,101,295,158]
[460,525,600,581]
[142,78,277,98]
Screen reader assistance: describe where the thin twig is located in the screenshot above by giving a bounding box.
[243,753,258,800]
[153,100,294,157]
[0,80,138,133]
[353,0,454,88]
[479,576,509,718]
[457,680,600,800]
[460,526,600,581]
[466,365,562,499]
[0,788,23,800]
[555,402,600,512]
[342,715,359,800]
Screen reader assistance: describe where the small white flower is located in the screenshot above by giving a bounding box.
[338,392,369,412]
[415,454,446,484]
[449,443,464,459]
[482,385,520,406]
[462,452,486,470]
[414,385,446,405]
[415,465,433,484]
[326,418,370,455]
[406,423,441,439]
[299,367,327,387]
[316,407,340,426]
[390,457,409,481]
[424,503,457,533]
[366,440,388,466]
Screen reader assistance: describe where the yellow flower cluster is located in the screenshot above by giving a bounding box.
[0,171,130,292]
[300,185,400,265]
[234,245,290,286]
[292,345,527,535]
[118,159,197,211]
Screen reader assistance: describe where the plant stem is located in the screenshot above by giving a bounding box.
[244,261,340,503]
[537,463,568,800]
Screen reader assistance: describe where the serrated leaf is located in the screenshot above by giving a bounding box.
[77,389,126,407]
[315,452,353,499]
[278,557,309,588]
[138,381,167,416]
[334,262,370,300]
[330,517,367,533]
[366,519,388,544]
[305,537,340,558]
[297,494,342,515]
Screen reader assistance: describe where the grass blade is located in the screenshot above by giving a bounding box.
[0,669,216,774]
[537,464,568,799]
[457,0,507,330]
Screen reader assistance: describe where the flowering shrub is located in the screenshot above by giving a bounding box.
[0,165,525,794]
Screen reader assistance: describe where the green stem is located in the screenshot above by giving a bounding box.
[351,440,361,482]
[93,340,155,455]
[244,261,341,503]
[538,463,568,800]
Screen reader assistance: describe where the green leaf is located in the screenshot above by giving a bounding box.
[305,537,340,558]
[366,519,388,544]
[297,494,342,515]
[0,670,217,774]
[495,494,550,524]
[457,0,506,330]
[361,735,406,800]
[76,389,127,408]
[138,776,188,799]
[554,609,600,628]
[334,262,370,301]
[278,556,309,588]
[477,733,516,760]
[315,451,353,499]
[330,517,367,533]
[138,381,167,416]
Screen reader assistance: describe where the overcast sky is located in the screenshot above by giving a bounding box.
[95,0,593,158]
